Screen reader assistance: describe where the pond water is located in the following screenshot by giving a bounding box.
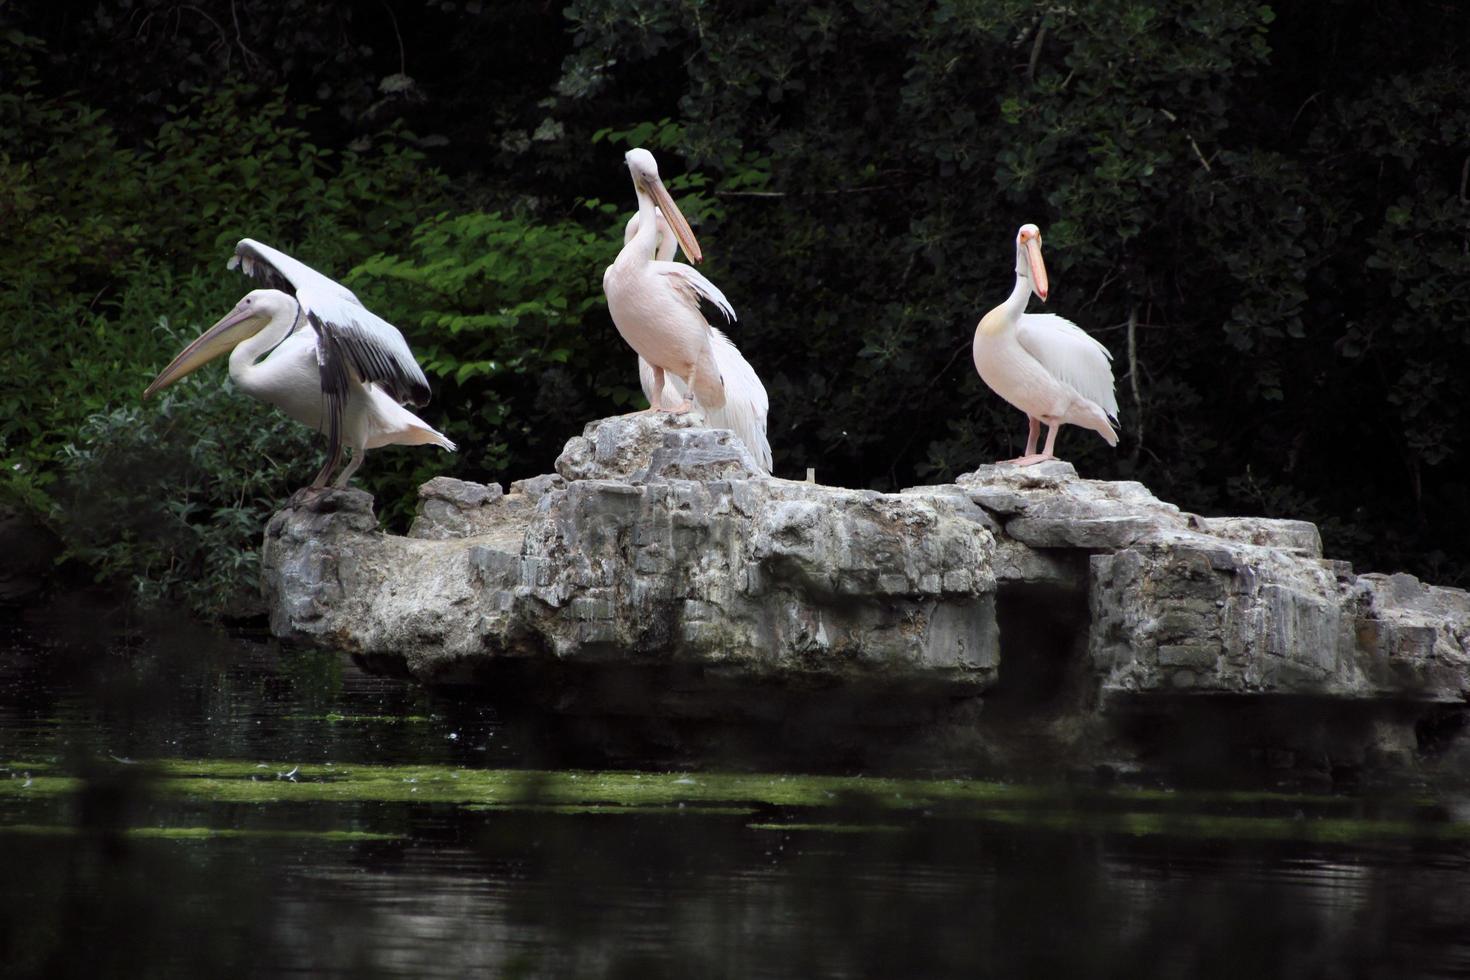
[3,600,1470,979]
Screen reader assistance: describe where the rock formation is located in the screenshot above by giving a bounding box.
[261,414,1470,783]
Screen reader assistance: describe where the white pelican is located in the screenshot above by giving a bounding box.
[625,208,773,474]
[972,224,1118,466]
[143,239,454,488]
[603,148,728,417]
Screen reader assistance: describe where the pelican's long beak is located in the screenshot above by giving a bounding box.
[644,175,703,264]
[142,306,259,399]
[1024,235,1049,303]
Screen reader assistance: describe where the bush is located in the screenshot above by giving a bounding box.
[57,314,318,617]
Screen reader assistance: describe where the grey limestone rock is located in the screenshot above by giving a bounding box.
[408,476,506,540]
[508,472,566,503]
[264,413,1000,687]
[958,461,1189,549]
[1089,532,1359,696]
[1188,515,1323,558]
[261,418,1470,779]
[1351,573,1470,700]
[555,412,702,482]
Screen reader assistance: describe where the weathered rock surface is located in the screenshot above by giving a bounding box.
[267,414,999,691]
[261,413,1470,782]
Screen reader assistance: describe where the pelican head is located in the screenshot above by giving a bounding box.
[1015,224,1049,303]
[143,289,298,398]
[625,147,703,263]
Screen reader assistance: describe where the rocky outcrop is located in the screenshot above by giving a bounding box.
[265,414,998,693]
[261,413,1470,782]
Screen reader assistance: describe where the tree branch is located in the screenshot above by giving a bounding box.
[227,0,263,72]
[380,0,407,77]
[715,182,904,199]
[1027,22,1048,83]
[174,6,230,62]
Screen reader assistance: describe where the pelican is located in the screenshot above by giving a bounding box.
[143,239,454,488]
[626,208,772,474]
[972,224,1119,466]
[603,148,728,418]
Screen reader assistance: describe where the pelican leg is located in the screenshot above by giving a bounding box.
[1009,424,1061,467]
[309,441,344,489]
[333,445,367,488]
[998,417,1043,464]
[647,367,667,412]
[667,360,696,414]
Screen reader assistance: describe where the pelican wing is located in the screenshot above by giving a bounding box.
[231,239,361,307]
[706,326,770,472]
[230,238,431,408]
[1016,313,1120,419]
[650,260,737,324]
[636,326,770,473]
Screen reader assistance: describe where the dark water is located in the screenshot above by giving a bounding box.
[3,603,1470,979]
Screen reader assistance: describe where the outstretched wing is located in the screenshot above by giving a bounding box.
[230,239,431,408]
[1016,312,1119,420]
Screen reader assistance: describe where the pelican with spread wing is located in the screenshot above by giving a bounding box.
[143,239,453,488]
[625,207,772,474]
[972,224,1118,466]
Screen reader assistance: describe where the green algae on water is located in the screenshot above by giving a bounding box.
[4,757,1468,844]
[0,824,399,842]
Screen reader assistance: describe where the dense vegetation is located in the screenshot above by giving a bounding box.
[2,1,1466,613]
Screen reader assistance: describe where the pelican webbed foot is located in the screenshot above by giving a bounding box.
[1001,452,1059,467]
[287,485,330,509]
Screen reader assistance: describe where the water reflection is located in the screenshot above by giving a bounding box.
[2,605,1470,978]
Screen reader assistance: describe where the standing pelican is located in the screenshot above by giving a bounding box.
[626,208,773,474]
[972,224,1118,466]
[603,148,727,416]
[143,240,454,488]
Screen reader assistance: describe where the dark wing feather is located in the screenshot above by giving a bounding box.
[308,310,432,407]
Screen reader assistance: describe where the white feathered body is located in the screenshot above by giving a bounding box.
[604,255,727,410]
[973,310,1119,445]
[229,317,454,455]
